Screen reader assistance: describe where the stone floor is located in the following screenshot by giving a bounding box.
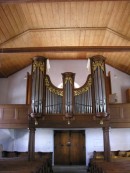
[53,165,87,173]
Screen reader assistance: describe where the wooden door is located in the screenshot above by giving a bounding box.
[54,130,85,165]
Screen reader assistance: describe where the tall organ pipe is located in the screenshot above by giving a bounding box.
[90,56,108,117]
[62,72,75,116]
[31,56,47,118]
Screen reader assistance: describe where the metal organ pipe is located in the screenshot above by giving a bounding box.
[62,72,75,116]
[44,75,63,114]
[74,75,92,114]
[31,56,47,118]
[90,56,108,117]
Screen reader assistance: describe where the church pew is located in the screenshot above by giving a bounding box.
[89,160,130,173]
[0,151,53,173]
[0,157,50,173]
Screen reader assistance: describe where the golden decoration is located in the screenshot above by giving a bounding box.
[45,77,63,96]
[33,60,44,72]
[92,60,104,71]
[74,76,92,96]
[65,77,73,84]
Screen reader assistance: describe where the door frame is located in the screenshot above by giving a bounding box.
[54,130,86,165]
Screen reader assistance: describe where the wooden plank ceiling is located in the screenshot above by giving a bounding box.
[0,0,130,77]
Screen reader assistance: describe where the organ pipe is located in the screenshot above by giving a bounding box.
[90,55,108,118]
[62,72,75,117]
[31,56,47,118]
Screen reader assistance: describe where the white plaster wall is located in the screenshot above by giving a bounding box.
[6,66,31,104]
[14,129,29,151]
[35,128,54,152]
[110,128,130,151]
[85,128,103,165]
[47,60,89,87]
[106,65,130,103]
[0,129,15,151]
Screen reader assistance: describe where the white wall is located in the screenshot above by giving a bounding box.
[0,129,15,151]
[106,65,130,103]
[6,66,31,104]
[47,60,89,87]
[85,128,103,165]
[0,66,31,104]
[110,128,130,151]
[35,128,53,152]
[14,129,29,151]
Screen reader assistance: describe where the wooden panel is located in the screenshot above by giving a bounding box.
[0,104,30,128]
[17,108,29,120]
[3,108,15,120]
[109,106,121,119]
[109,103,130,121]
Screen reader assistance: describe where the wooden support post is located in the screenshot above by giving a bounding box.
[28,126,36,161]
[103,126,111,161]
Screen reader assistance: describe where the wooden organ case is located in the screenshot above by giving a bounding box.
[29,55,109,128]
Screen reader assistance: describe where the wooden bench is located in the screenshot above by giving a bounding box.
[93,150,130,161]
[89,159,130,173]
[0,156,52,173]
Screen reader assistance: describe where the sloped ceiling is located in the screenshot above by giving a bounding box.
[0,0,130,77]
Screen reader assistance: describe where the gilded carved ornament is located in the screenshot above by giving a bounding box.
[65,77,73,84]
[33,60,45,72]
[92,60,104,72]
[45,77,63,96]
[74,77,92,96]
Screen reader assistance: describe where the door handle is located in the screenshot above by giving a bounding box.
[66,141,71,146]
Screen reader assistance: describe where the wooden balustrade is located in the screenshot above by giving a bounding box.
[0,103,130,128]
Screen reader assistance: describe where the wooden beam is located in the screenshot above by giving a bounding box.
[0,46,130,53]
[0,0,124,3]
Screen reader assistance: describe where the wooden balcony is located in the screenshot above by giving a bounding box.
[0,103,130,128]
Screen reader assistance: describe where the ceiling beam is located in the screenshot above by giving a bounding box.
[0,46,130,53]
[0,0,124,3]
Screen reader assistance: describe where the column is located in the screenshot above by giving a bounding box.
[103,126,111,161]
[28,126,36,161]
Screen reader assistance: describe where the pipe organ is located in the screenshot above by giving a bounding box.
[30,55,108,120]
